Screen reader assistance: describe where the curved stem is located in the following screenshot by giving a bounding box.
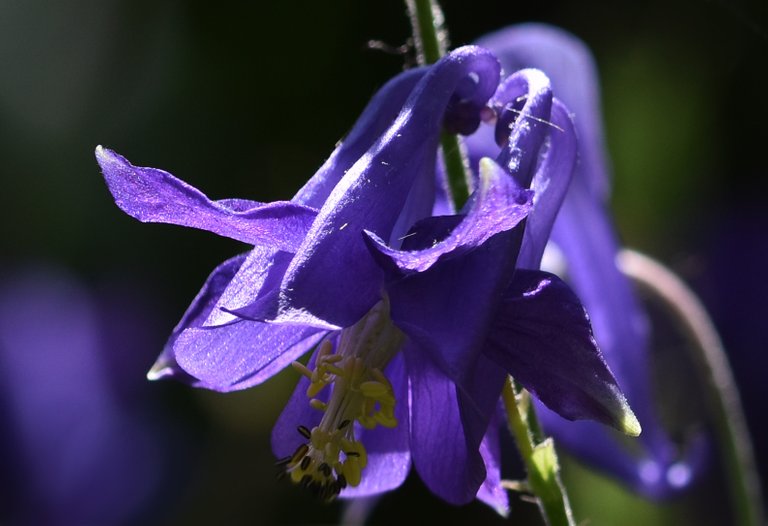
[618,249,764,526]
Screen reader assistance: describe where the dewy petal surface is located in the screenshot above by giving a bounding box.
[484,269,640,435]
[95,146,317,252]
[276,47,501,328]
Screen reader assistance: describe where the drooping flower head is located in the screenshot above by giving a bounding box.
[97,43,639,511]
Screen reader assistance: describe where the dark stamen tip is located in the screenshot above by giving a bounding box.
[297,425,312,439]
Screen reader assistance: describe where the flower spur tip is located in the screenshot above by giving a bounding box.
[619,406,642,437]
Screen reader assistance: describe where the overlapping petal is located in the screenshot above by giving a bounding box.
[484,269,639,434]
[147,253,246,384]
[275,47,502,329]
[364,158,532,274]
[404,343,486,505]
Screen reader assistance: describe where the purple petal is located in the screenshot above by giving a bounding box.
[484,270,640,435]
[341,354,411,498]
[489,69,553,189]
[405,343,487,505]
[293,69,426,208]
[173,321,325,392]
[373,162,529,382]
[364,158,532,274]
[517,100,578,268]
[476,415,508,516]
[276,47,501,328]
[95,146,317,251]
[476,23,611,200]
[148,253,246,383]
[207,246,293,327]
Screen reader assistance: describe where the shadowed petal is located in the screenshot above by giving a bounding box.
[370,161,528,382]
[484,270,640,435]
[276,47,501,329]
[206,246,293,327]
[95,146,317,251]
[405,343,486,505]
[364,158,532,274]
[173,321,324,392]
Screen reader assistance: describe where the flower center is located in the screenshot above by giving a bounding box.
[282,300,405,500]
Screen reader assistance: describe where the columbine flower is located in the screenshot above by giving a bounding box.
[470,24,705,497]
[97,44,638,510]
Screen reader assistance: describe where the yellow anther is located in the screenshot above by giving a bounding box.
[342,458,362,487]
[309,399,327,411]
[374,413,398,428]
[306,382,325,399]
[359,380,389,398]
[290,466,306,483]
[371,368,392,389]
[322,354,344,364]
[324,364,346,376]
[291,361,314,379]
[283,302,405,499]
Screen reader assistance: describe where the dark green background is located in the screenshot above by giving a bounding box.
[1,0,766,524]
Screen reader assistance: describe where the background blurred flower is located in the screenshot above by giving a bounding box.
[0,266,175,525]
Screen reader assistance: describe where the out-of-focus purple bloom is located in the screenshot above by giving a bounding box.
[97,45,638,511]
[470,24,705,498]
[0,267,166,525]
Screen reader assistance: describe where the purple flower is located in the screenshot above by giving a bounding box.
[0,267,166,524]
[97,45,638,511]
[470,24,706,498]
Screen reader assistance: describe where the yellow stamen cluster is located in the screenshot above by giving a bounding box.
[279,301,404,501]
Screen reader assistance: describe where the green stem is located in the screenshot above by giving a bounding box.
[618,249,764,526]
[405,0,471,207]
[503,379,575,526]
[405,0,447,64]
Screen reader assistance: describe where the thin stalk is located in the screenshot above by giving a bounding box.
[405,0,472,207]
[618,249,764,526]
